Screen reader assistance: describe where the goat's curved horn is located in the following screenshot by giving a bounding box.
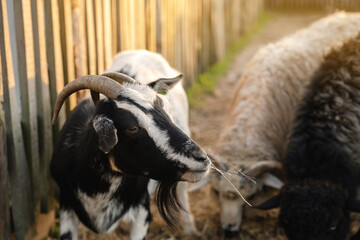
[245,161,283,178]
[52,75,125,124]
[91,72,138,104]
[101,72,138,84]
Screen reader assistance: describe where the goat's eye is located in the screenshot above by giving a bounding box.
[126,126,140,134]
[328,226,337,231]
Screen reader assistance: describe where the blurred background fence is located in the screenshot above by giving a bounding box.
[266,0,360,11]
[0,0,264,239]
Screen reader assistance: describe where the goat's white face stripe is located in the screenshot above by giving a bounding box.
[121,83,157,110]
[115,101,204,170]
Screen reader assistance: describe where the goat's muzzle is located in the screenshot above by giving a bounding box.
[181,157,210,183]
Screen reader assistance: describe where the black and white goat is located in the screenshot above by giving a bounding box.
[256,32,360,240]
[105,50,199,235]
[51,51,210,240]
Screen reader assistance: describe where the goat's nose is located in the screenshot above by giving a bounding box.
[190,147,207,162]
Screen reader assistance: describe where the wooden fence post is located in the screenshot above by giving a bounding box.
[85,0,97,75]
[103,0,112,69]
[145,0,157,52]
[31,0,54,212]
[0,55,11,240]
[20,0,42,220]
[44,0,66,137]
[211,0,225,61]
[156,0,162,53]
[8,0,42,223]
[59,0,76,111]
[94,0,104,73]
[72,0,88,99]
[111,0,118,56]
[0,0,36,238]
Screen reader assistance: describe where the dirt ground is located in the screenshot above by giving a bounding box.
[72,10,360,240]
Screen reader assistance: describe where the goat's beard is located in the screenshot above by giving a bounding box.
[155,179,183,228]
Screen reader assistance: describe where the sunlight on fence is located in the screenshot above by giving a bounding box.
[0,0,264,239]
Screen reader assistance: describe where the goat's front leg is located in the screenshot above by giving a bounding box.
[177,182,200,235]
[129,198,152,240]
[60,208,79,240]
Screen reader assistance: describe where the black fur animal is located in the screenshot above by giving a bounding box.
[51,73,210,240]
[256,33,360,240]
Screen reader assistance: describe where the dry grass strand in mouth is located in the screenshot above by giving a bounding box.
[208,153,256,184]
[235,168,257,184]
[210,161,252,207]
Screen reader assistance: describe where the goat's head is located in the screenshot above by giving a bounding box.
[52,73,210,224]
[209,158,283,238]
[255,179,360,240]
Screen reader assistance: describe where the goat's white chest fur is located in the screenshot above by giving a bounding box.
[76,176,123,233]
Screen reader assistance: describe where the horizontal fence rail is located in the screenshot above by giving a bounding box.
[265,0,360,11]
[0,0,264,239]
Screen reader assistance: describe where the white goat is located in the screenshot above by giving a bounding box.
[105,49,199,234]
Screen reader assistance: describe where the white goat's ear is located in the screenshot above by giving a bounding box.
[262,173,284,189]
[148,74,183,92]
[93,115,118,154]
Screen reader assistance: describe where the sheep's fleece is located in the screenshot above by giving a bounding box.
[209,11,360,237]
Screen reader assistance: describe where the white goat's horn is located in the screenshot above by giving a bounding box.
[52,75,125,124]
[91,72,138,104]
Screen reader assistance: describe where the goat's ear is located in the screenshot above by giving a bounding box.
[93,115,118,154]
[347,199,360,212]
[263,173,284,189]
[148,74,183,92]
[253,194,281,210]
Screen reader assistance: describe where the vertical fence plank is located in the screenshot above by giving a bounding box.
[44,0,66,135]
[0,51,11,240]
[72,0,88,99]
[174,0,183,72]
[31,0,54,213]
[21,0,41,221]
[1,0,36,238]
[145,0,156,52]
[212,0,225,61]
[103,0,112,69]
[72,0,88,78]
[115,0,121,52]
[111,0,118,56]
[137,0,146,49]
[159,0,166,56]
[59,0,76,110]
[94,0,104,73]
[201,0,211,72]
[85,0,96,75]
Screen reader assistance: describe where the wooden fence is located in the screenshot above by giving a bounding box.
[0,0,264,239]
[265,0,360,11]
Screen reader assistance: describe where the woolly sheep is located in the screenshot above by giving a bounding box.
[256,31,360,240]
[208,12,360,238]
